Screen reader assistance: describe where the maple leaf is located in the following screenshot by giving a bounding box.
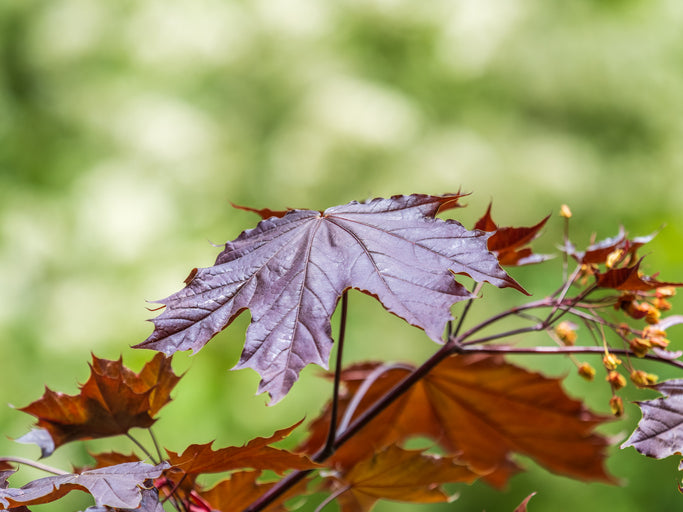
[164,421,317,490]
[301,354,613,488]
[474,203,552,266]
[567,227,657,266]
[17,354,181,455]
[0,462,168,510]
[622,379,683,460]
[136,194,524,403]
[326,444,478,512]
[595,258,683,291]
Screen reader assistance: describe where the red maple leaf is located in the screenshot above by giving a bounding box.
[17,354,181,454]
[473,203,551,266]
[301,354,613,488]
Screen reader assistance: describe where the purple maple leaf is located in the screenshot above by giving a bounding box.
[622,379,683,459]
[135,194,524,403]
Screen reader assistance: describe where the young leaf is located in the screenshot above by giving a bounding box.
[595,258,683,291]
[474,204,552,266]
[17,355,181,455]
[568,227,657,266]
[136,194,524,403]
[0,462,168,510]
[302,354,613,488]
[622,379,683,459]
[568,227,627,265]
[326,444,478,512]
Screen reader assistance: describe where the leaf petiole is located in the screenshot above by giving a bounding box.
[320,290,349,460]
[0,456,69,476]
[125,432,158,465]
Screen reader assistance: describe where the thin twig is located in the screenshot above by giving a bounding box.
[561,210,571,283]
[148,427,164,464]
[452,282,483,338]
[545,283,597,327]
[0,456,69,476]
[320,291,349,461]
[457,344,683,370]
[459,326,545,346]
[456,298,553,346]
[157,479,186,512]
[125,432,158,465]
[244,470,313,512]
[314,485,351,512]
[161,472,189,508]
[546,265,583,319]
[338,363,414,433]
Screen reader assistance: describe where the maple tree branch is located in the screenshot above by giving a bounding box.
[244,470,313,512]
[456,344,683,370]
[321,291,349,460]
[0,456,69,476]
[459,325,546,346]
[546,265,583,315]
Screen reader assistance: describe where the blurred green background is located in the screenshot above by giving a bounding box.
[2,0,683,510]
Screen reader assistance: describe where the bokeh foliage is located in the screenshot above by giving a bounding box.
[1,0,683,510]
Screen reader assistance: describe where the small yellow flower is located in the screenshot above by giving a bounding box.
[630,370,658,388]
[656,286,676,298]
[643,326,670,349]
[603,353,622,371]
[578,362,596,381]
[629,337,651,358]
[610,396,624,417]
[606,371,627,390]
[606,249,624,269]
[654,297,672,312]
[555,321,577,346]
[643,303,661,325]
[560,204,572,218]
